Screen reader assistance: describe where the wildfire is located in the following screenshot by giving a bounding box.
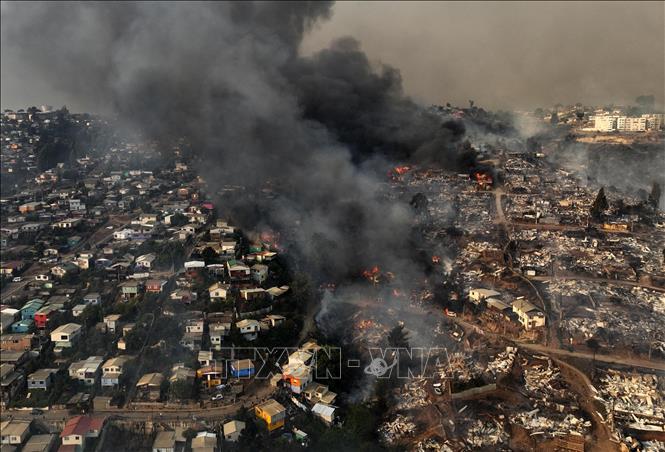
[432,255,441,264]
[361,266,381,285]
[474,172,493,186]
[388,165,411,180]
[357,319,376,330]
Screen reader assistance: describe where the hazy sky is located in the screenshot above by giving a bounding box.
[2,1,663,112]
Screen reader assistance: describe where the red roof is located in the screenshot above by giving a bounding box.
[61,415,106,437]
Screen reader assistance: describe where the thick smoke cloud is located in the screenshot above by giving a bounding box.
[1,1,471,280]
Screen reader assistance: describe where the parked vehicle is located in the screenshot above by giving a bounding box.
[211,393,223,401]
[35,274,49,281]
[12,277,22,282]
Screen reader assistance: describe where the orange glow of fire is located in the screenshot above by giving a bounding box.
[394,165,411,175]
[474,172,493,184]
[432,255,441,264]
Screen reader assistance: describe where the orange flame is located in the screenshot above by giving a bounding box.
[394,165,411,175]
[432,255,441,264]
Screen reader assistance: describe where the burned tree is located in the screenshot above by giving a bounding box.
[590,187,608,221]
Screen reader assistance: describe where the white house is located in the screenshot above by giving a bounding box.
[50,323,82,349]
[135,253,157,269]
[223,420,246,442]
[69,356,104,386]
[468,288,501,304]
[236,319,261,341]
[512,298,546,330]
[208,282,230,301]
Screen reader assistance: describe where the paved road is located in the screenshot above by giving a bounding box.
[450,316,665,372]
[518,342,665,372]
[528,274,665,293]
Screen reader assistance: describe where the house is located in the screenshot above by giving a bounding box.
[50,323,82,350]
[34,304,60,329]
[254,399,286,431]
[27,368,58,390]
[152,431,176,452]
[196,365,223,389]
[251,264,269,284]
[103,314,122,334]
[72,304,87,317]
[0,333,34,351]
[139,213,159,224]
[170,364,195,384]
[50,262,79,279]
[0,261,25,276]
[113,228,136,240]
[101,356,132,387]
[230,359,255,378]
[60,416,106,451]
[180,331,203,351]
[68,356,104,385]
[0,419,31,446]
[1,364,25,407]
[208,282,229,301]
[236,319,260,341]
[468,288,501,303]
[198,351,213,367]
[145,279,167,293]
[10,319,34,333]
[53,218,82,229]
[226,260,250,281]
[170,289,197,304]
[120,280,141,299]
[209,322,231,351]
[512,299,546,330]
[185,319,204,333]
[136,373,164,401]
[191,432,217,452]
[239,288,266,302]
[311,403,336,425]
[260,314,285,329]
[222,420,245,442]
[135,253,156,270]
[21,299,45,320]
[83,293,101,305]
[302,382,337,405]
[22,434,57,452]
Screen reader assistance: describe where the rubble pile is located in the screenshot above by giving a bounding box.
[394,378,430,410]
[465,419,509,448]
[523,360,568,400]
[379,414,417,444]
[439,352,484,382]
[599,371,664,419]
[414,437,454,452]
[510,410,591,437]
[484,347,517,378]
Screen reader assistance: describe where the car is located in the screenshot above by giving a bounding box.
[211,393,223,401]
[106,225,114,229]
[31,408,44,415]
[35,274,49,281]
[12,277,22,283]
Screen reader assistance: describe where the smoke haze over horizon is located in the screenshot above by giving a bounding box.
[2,1,663,112]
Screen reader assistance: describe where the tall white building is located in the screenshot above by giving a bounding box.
[591,115,618,132]
[642,114,664,130]
[617,117,646,132]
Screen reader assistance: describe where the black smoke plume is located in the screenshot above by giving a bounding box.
[1,1,478,279]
